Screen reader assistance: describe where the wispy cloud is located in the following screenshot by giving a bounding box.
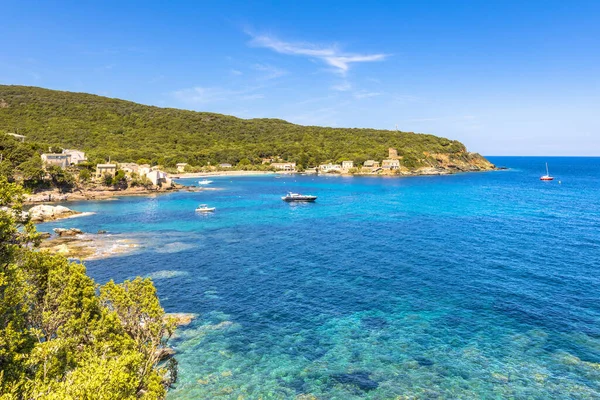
[253,63,287,80]
[172,86,264,105]
[331,81,352,91]
[247,32,388,75]
[230,69,243,76]
[353,91,382,99]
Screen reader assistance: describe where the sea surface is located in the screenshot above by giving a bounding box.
[40,157,600,399]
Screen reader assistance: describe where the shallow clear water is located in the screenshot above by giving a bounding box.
[40,157,600,399]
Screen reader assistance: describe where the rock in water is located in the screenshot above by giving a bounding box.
[28,205,80,222]
[331,371,379,391]
[53,228,83,237]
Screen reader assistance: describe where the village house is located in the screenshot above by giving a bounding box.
[176,163,188,173]
[271,162,296,171]
[363,160,380,169]
[319,163,342,173]
[5,133,26,142]
[62,149,87,165]
[146,170,171,186]
[341,161,354,170]
[382,159,401,170]
[95,164,117,179]
[41,153,71,168]
[219,163,232,168]
[119,163,140,174]
[388,147,399,159]
[138,164,151,176]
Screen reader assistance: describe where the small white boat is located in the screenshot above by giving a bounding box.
[198,180,213,185]
[282,192,317,202]
[195,204,215,213]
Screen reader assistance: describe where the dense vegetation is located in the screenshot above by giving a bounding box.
[0,178,177,398]
[0,85,484,169]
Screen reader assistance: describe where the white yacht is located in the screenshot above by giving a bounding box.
[282,192,317,202]
[195,204,215,212]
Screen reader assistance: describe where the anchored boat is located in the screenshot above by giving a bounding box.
[282,192,317,202]
[540,163,554,181]
[195,204,215,212]
[198,180,213,185]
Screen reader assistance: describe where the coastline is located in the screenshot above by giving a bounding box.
[170,171,274,178]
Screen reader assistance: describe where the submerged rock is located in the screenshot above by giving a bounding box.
[331,371,378,391]
[38,232,51,239]
[165,313,197,327]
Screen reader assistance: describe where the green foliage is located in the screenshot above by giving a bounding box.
[78,168,91,183]
[0,178,175,398]
[0,85,475,170]
[47,165,75,193]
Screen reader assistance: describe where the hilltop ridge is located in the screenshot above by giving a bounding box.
[0,85,494,172]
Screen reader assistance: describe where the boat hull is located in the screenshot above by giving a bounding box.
[540,176,554,181]
[282,197,317,202]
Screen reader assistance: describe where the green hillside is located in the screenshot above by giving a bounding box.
[0,85,490,169]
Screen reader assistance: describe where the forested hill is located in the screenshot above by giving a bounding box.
[0,85,493,170]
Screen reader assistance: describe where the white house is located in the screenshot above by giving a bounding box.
[271,162,296,171]
[138,164,151,176]
[176,163,188,173]
[146,170,171,186]
[62,149,87,165]
[341,161,354,170]
[319,163,342,172]
[119,163,139,174]
[5,133,26,142]
[382,159,401,170]
[219,163,232,168]
[363,160,380,169]
[41,153,71,168]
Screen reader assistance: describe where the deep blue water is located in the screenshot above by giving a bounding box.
[40,157,600,399]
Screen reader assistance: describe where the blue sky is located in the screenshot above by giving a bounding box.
[1,1,599,155]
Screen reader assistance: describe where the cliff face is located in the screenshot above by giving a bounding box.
[419,151,495,173]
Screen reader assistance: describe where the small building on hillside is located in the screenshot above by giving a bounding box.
[219,163,232,168]
[119,163,140,174]
[176,163,188,173]
[5,133,26,142]
[388,148,399,160]
[138,164,151,176]
[342,161,354,170]
[271,162,296,171]
[41,153,71,168]
[62,149,87,165]
[363,160,380,169]
[146,170,171,186]
[319,163,342,173]
[95,164,117,179]
[382,159,401,170]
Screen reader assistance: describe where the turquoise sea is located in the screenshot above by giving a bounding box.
[40,157,600,399]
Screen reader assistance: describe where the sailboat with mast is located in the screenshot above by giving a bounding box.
[540,163,554,181]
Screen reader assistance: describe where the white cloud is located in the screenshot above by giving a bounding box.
[331,81,352,91]
[353,91,382,99]
[172,86,264,105]
[247,32,388,75]
[253,63,287,80]
[230,69,243,75]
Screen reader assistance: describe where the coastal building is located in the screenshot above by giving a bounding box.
[146,170,171,186]
[41,153,71,168]
[119,163,140,174]
[138,164,151,176]
[388,148,399,160]
[219,163,232,168]
[382,159,401,170]
[342,161,354,170]
[271,162,296,171]
[363,160,380,169]
[319,163,342,173]
[5,133,26,142]
[62,149,87,165]
[95,164,117,179]
[176,163,188,173]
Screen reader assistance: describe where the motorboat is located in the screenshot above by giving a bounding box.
[195,204,215,212]
[198,180,213,185]
[281,192,317,202]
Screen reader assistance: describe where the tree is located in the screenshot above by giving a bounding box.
[0,178,176,398]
